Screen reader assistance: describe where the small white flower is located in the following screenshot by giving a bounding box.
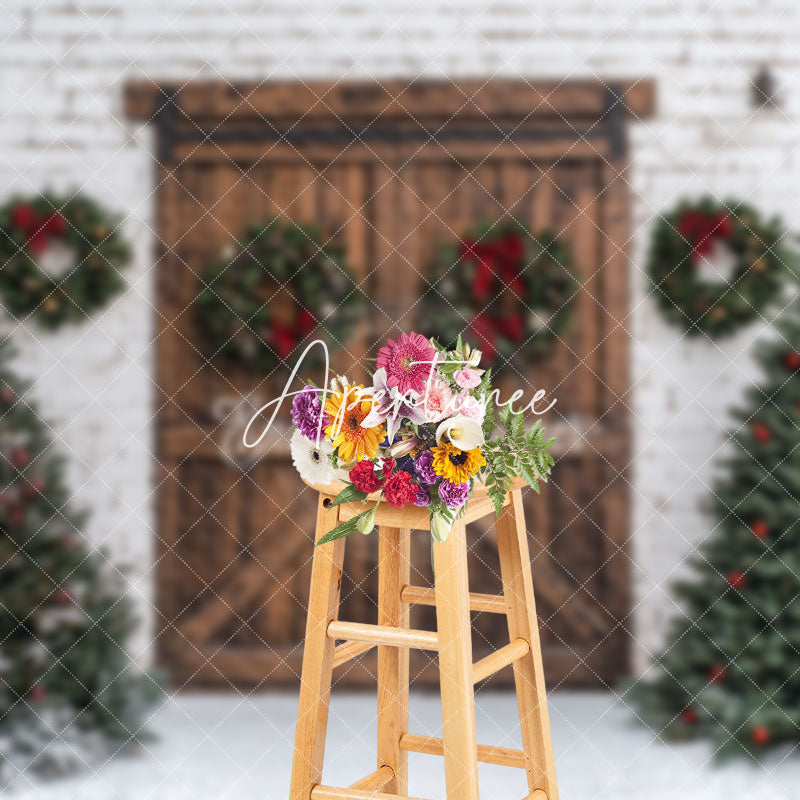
[290,429,336,485]
[435,415,484,450]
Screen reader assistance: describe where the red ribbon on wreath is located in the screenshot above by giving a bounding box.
[459,232,527,360]
[10,204,67,257]
[676,210,732,264]
[268,308,316,359]
[468,311,525,362]
[458,233,526,302]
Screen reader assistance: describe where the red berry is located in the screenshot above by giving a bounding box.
[750,520,769,539]
[751,725,770,746]
[785,351,800,371]
[55,588,72,605]
[752,423,771,443]
[29,683,46,702]
[680,707,697,725]
[728,570,746,589]
[10,447,29,468]
[708,665,726,683]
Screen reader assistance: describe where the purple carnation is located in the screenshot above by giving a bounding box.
[413,484,431,507]
[414,450,437,485]
[291,385,329,441]
[438,479,470,509]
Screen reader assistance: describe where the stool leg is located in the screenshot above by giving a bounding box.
[496,489,559,800]
[377,526,411,794]
[433,519,480,800]
[289,496,346,800]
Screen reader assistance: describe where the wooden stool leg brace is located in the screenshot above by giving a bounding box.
[289,489,558,800]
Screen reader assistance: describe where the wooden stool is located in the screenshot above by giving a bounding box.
[289,478,558,800]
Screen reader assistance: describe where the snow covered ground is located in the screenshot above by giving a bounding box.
[8,691,800,800]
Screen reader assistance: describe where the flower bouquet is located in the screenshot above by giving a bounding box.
[289,332,556,544]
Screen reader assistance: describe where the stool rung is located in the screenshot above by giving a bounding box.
[327,620,438,651]
[472,637,530,684]
[311,786,430,800]
[399,733,527,769]
[400,584,507,614]
[332,640,375,669]
[349,765,393,791]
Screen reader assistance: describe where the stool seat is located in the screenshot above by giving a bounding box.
[301,475,527,529]
[289,480,559,800]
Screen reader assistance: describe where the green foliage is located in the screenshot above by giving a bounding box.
[0,192,130,328]
[0,345,158,781]
[631,317,800,758]
[482,406,556,516]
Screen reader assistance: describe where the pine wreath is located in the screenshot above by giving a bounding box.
[648,198,790,338]
[196,218,362,374]
[0,193,130,328]
[421,220,576,366]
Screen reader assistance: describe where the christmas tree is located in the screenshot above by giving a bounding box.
[0,345,158,783]
[632,319,800,757]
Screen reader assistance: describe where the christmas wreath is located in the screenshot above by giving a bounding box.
[0,193,130,328]
[196,219,362,373]
[647,198,789,338]
[421,221,576,367]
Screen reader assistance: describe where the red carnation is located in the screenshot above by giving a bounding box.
[750,520,769,539]
[381,458,396,478]
[11,204,37,232]
[708,664,726,683]
[750,725,770,746]
[680,707,697,725]
[727,570,746,589]
[383,470,417,509]
[349,459,383,493]
[752,423,771,443]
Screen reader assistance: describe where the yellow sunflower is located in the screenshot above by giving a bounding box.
[324,385,384,463]
[431,442,486,484]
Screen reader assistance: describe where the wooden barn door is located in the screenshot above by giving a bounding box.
[127,80,653,689]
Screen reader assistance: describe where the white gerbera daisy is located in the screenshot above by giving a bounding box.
[290,429,336,485]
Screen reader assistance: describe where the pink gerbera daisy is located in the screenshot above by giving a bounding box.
[376,332,436,395]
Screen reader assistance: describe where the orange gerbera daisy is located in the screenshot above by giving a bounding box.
[324,384,384,463]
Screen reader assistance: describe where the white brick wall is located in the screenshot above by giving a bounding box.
[2,0,799,675]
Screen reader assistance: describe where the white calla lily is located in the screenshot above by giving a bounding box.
[430,512,453,544]
[435,415,484,450]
